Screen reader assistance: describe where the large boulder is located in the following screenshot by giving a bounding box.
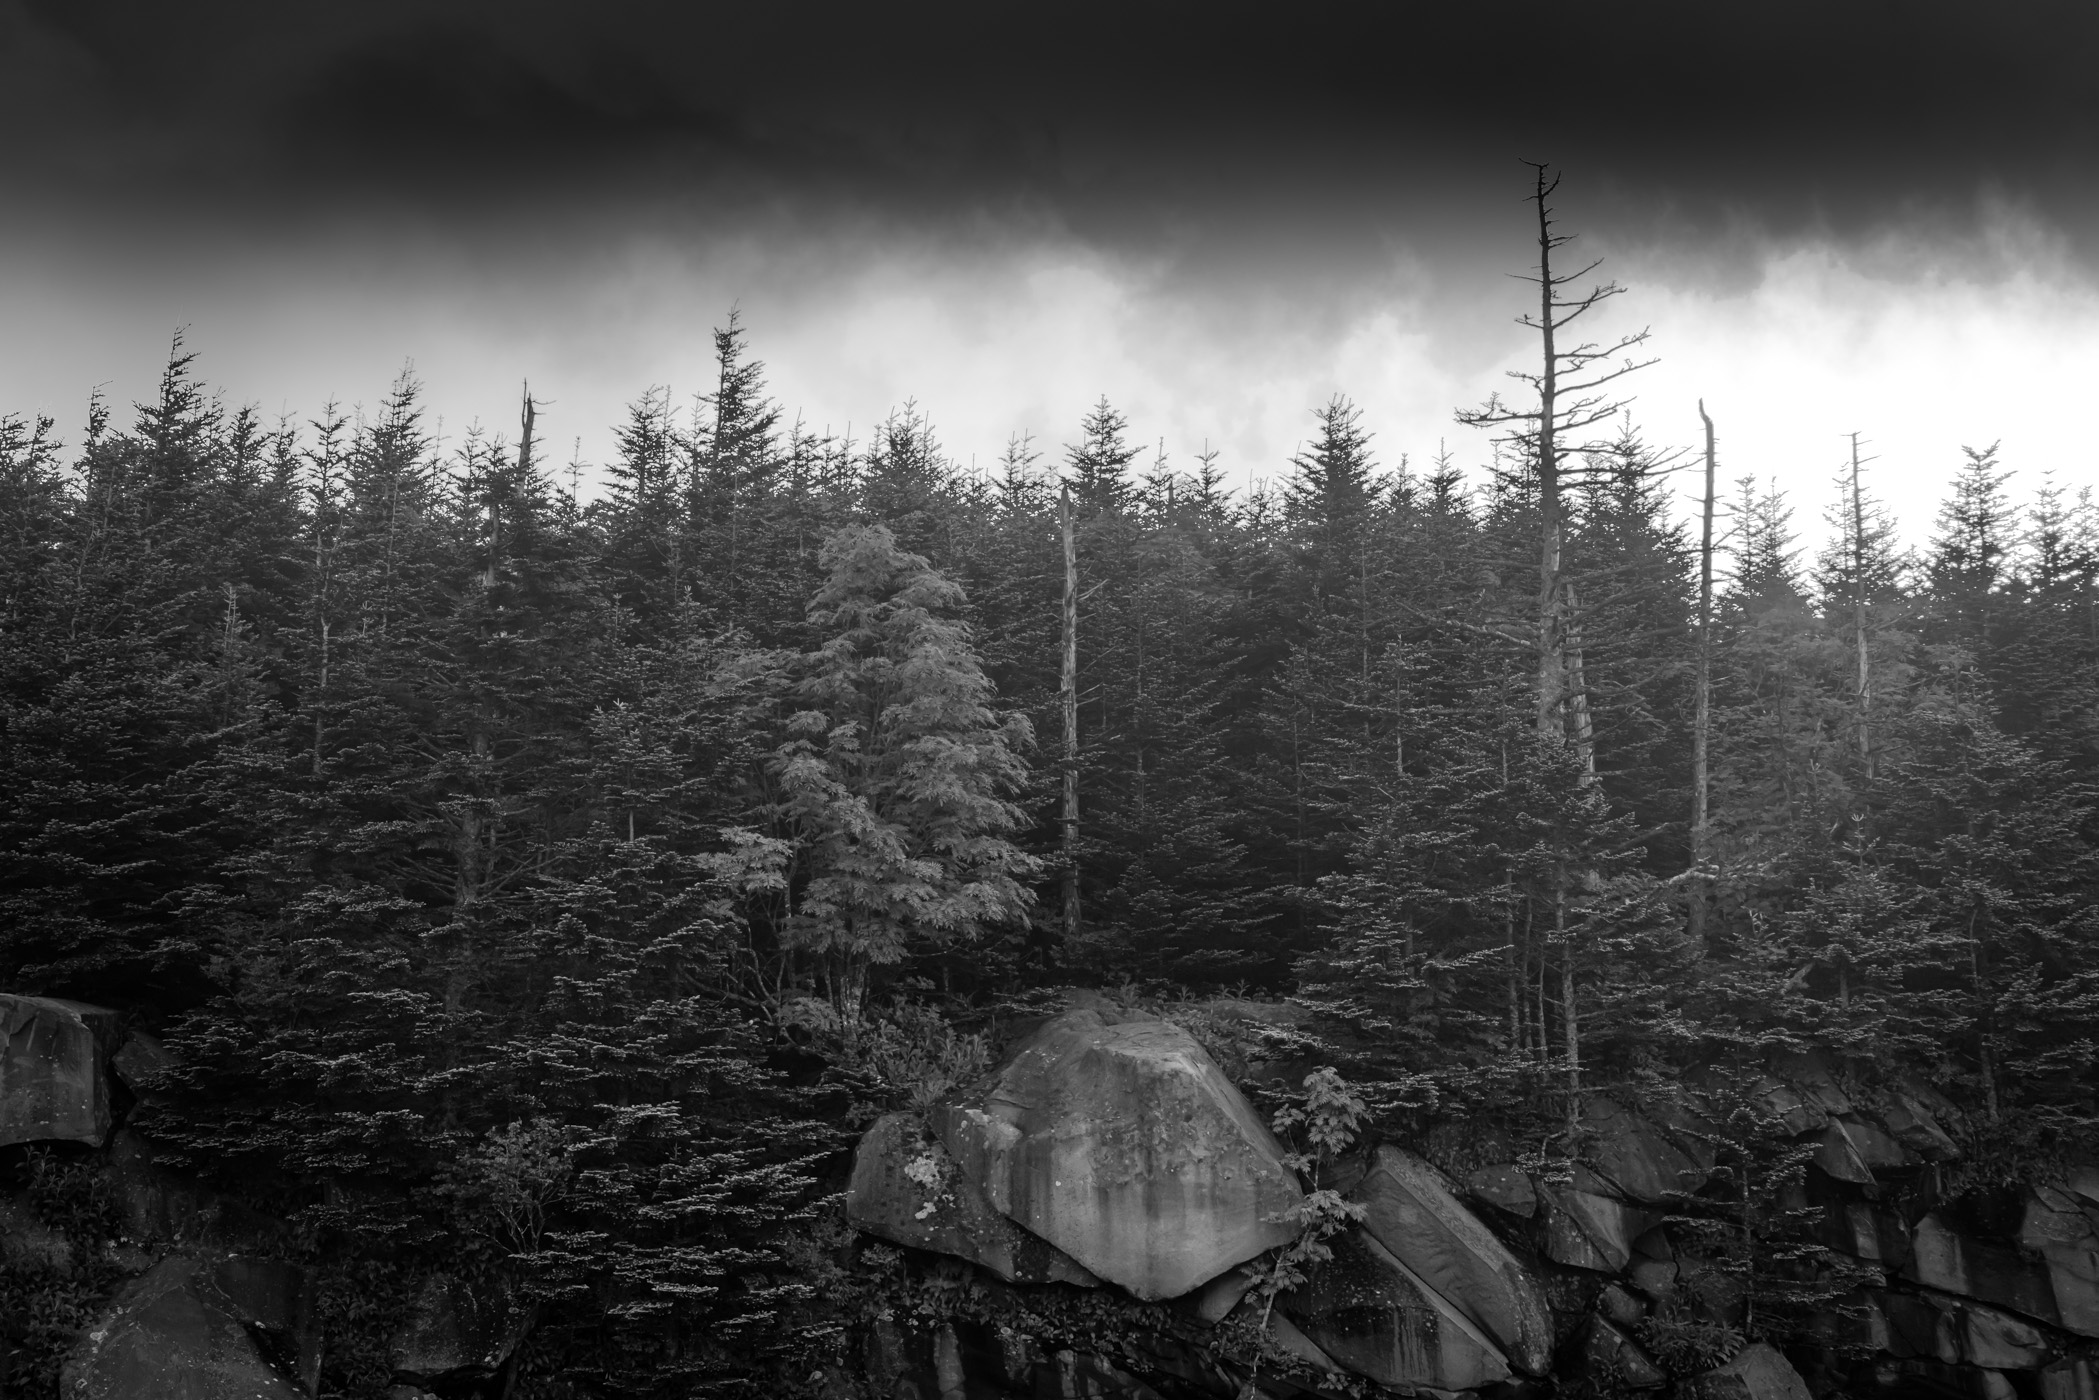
[1350,1145,1552,1374]
[1278,1226,1512,1392]
[847,1112,1099,1286]
[1680,1341,1813,1400]
[0,995,122,1148]
[389,1273,536,1387]
[1579,1097,1707,1203]
[931,1006,1301,1300]
[61,1255,319,1399]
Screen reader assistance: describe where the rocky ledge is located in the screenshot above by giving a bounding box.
[843,1001,2099,1400]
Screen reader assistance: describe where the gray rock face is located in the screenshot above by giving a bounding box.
[1906,1213,2062,1331]
[1539,1168,1658,1274]
[1579,1097,1708,1203]
[931,1006,1301,1301]
[1464,1164,1537,1218]
[1279,1226,1512,1392]
[388,1273,535,1386]
[847,1112,1099,1286]
[61,1256,319,1399]
[1681,1341,1813,1400]
[1351,1145,1553,1374]
[0,995,122,1148]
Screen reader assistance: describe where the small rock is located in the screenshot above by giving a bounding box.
[1681,1340,1813,1400]
[389,1273,535,1384]
[0,994,123,1148]
[1599,1283,1645,1327]
[1580,1316,1665,1390]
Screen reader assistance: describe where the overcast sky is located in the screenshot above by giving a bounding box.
[5,1,2097,556]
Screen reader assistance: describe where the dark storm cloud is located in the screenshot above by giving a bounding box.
[9,0,2098,254]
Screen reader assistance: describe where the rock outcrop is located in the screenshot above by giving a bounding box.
[828,1014,2099,1400]
[931,1005,1302,1300]
[61,1256,319,1400]
[0,994,123,1148]
[848,1111,1099,1286]
[1579,1096,1708,1203]
[1349,1145,1553,1373]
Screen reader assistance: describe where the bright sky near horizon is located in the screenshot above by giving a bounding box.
[5,2,2097,562]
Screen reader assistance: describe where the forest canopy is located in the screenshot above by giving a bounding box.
[4,237,2098,1396]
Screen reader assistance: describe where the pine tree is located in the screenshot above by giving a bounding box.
[759,524,1039,1018]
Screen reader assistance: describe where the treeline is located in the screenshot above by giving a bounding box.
[4,295,2099,1394]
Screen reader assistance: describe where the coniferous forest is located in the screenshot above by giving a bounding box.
[5,185,2099,1400]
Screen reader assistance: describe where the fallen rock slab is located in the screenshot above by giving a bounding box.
[932,1005,1301,1300]
[61,1255,319,1399]
[0,995,122,1148]
[847,1112,1099,1286]
[1351,1146,1553,1374]
[1278,1226,1512,1393]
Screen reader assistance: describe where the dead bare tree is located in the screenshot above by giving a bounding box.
[1691,402,1718,949]
[1456,163,1655,1122]
[1457,163,1656,765]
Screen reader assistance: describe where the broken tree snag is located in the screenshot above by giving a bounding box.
[1691,400,1717,949]
[1060,482,1080,948]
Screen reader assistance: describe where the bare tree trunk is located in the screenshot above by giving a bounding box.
[1557,881,1580,1127]
[1564,584,1597,785]
[1060,485,1081,948]
[1691,402,1717,949]
[1848,432,1874,781]
[1532,179,1567,748]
